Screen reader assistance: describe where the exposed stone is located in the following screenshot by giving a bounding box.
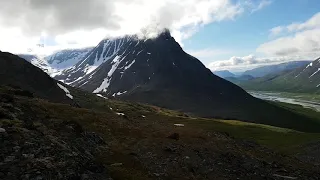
[4,156,15,162]
[110,163,123,167]
[0,127,6,133]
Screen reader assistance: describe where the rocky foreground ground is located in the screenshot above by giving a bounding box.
[1,87,320,180]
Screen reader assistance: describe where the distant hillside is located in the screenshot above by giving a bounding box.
[225,75,255,85]
[243,61,311,78]
[213,70,235,78]
[240,58,320,94]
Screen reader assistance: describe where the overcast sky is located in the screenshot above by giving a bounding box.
[0,0,319,72]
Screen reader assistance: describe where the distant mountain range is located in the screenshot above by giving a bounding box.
[225,75,255,85]
[45,47,93,70]
[213,70,235,78]
[214,61,311,86]
[240,58,320,94]
[242,61,311,78]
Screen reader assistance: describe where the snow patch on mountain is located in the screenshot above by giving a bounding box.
[61,37,135,87]
[137,50,144,55]
[18,54,60,75]
[57,83,73,99]
[116,91,127,96]
[96,94,108,99]
[46,48,92,70]
[93,56,122,93]
[309,68,320,78]
[295,63,313,78]
[123,60,135,71]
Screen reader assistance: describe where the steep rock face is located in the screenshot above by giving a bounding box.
[0,51,74,104]
[54,32,320,132]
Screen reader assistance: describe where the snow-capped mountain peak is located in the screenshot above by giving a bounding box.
[54,35,136,85]
[45,47,93,70]
[18,54,57,75]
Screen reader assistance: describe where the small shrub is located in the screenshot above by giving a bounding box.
[12,89,34,98]
[0,107,12,119]
[0,93,14,103]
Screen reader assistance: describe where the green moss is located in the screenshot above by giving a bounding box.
[0,118,23,127]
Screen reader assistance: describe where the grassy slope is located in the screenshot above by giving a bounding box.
[69,87,320,153]
[239,69,320,94]
[2,86,320,179]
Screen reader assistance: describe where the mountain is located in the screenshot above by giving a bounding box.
[225,75,255,85]
[240,58,320,94]
[0,51,74,104]
[243,61,311,78]
[53,36,135,83]
[54,31,320,131]
[45,47,93,70]
[1,48,320,179]
[213,70,235,78]
[17,54,57,74]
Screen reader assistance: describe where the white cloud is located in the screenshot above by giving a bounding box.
[258,12,320,61]
[251,0,272,13]
[260,31,320,59]
[267,12,320,37]
[0,0,270,55]
[208,12,320,72]
[267,12,320,35]
[286,12,320,32]
[258,28,320,57]
[269,26,285,37]
[208,54,305,71]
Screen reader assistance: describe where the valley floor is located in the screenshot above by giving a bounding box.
[1,86,320,179]
[250,91,320,112]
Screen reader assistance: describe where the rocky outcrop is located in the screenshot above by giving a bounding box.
[0,89,111,180]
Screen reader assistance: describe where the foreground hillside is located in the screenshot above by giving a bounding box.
[1,85,320,180]
[0,51,73,104]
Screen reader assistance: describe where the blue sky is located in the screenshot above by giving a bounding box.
[184,0,320,72]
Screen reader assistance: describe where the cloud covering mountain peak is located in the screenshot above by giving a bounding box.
[0,0,267,54]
